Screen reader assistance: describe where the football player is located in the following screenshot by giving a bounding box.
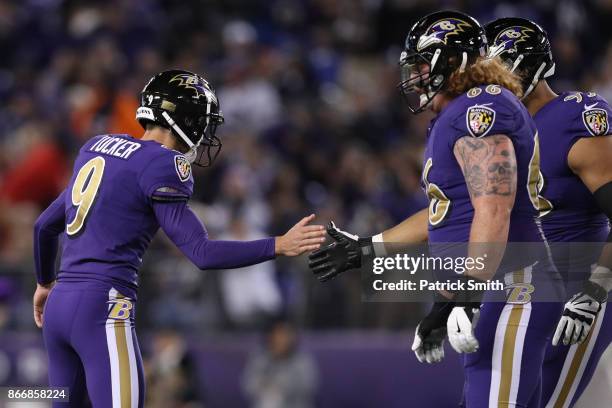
[308,11,565,406]
[32,69,326,408]
[486,18,612,408]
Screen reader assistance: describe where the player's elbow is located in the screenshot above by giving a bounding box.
[183,246,210,270]
[186,237,213,270]
[193,257,210,271]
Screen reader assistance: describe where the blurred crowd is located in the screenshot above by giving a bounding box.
[1,0,612,335]
[1,0,611,406]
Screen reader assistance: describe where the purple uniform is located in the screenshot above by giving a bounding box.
[422,85,563,407]
[423,85,543,245]
[34,134,276,407]
[535,92,612,408]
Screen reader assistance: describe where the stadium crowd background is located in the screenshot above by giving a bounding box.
[0,0,611,406]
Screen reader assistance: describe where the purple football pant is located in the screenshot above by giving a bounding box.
[541,302,611,408]
[43,281,144,408]
[459,267,565,408]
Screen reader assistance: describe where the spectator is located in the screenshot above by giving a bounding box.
[243,318,318,408]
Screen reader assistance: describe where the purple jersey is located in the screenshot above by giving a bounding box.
[36,134,276,407]
[422,85,543,244]
[536,91,611,243]
[59,134,194,296]
[535,92,612,408]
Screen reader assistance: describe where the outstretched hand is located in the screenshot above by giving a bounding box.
[308,221,371,282]
[275,214,326,256]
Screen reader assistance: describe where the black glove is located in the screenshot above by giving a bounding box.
[308,221,375,282]
[412,297,455,363]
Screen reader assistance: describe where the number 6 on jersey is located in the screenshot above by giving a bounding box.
[66,156,106,236]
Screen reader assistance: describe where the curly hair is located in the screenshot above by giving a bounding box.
[444,56,524,98]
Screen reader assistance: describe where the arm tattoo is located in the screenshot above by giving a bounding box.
[454,135,517,198]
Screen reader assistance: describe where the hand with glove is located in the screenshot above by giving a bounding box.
[552,280,608,346]
[308,222,377,282]
[447,302,481,353]
[412,296,455,363]
[446,275,484,354]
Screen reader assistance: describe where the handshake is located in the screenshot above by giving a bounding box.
[307,221,377,282]
[306,222,481,362]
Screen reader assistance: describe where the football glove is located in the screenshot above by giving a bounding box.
[446,274,485,354]
[447,303,481,353]
[552,280,608,346]
[308,222,375,282]
[412,298,455,364]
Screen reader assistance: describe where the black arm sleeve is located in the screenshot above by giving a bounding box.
[593,181,612,242]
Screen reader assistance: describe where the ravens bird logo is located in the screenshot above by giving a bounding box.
[169,73,218,103]
[488,26,535,58]
[417,18,471,51]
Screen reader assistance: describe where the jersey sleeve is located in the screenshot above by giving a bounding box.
[139,151,194,201]
[559,92,612,160]
[33,190,67,284]
[570,93,611,138]
[153,200,276,270]
[450,90,520,141]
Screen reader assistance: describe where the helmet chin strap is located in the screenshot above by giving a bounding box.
[459,52,468,73]
[419,89,439,108]
[430,48,442,72]
[161,111,200,163]
[543,62,555,78]
[417,48,444,110]
[522,61,547,99]
[419,93,430,107]
[510,54,525,73]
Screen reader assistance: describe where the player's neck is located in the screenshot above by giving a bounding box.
[431,93,454,113]
[524,81,558,117]
[142,128,181,151]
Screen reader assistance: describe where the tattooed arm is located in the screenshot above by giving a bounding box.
[453,134,517,281]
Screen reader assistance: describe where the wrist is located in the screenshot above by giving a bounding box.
[37,280,55,289]
[274,236,281,256]
[359,234,386,257]
[590,264,612,292]
[358,236,374,256]
[583,279,608,303]
[452,275,486,305]
[371,233,387,256]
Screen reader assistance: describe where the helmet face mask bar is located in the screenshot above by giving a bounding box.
[485,18,555,99]
[397,11,487,114]
[398,49,446,113]
[136,69,225,167]
[193,112,224,167]
[159,104,224,167]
